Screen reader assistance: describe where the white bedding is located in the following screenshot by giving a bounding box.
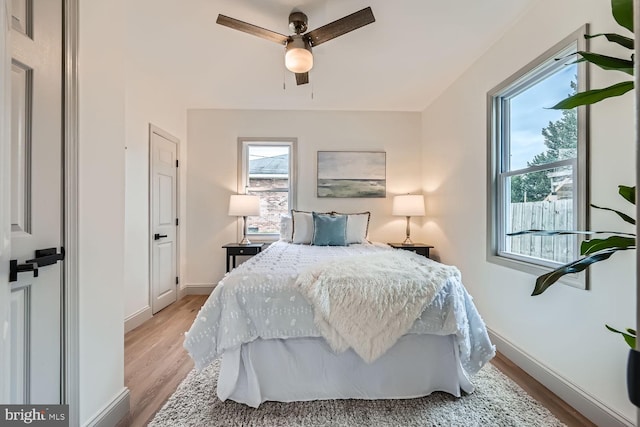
[218,335,474,408]
[184,241,495,377]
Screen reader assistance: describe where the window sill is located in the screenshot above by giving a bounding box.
[244,234,279,244]
[487,252,586,290]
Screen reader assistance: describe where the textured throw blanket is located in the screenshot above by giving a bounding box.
[296,250,461,363]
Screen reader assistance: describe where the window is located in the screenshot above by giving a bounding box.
[238,138,297,241]
[487,27,588,286]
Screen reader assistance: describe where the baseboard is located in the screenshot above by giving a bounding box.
[488,329,633,427]
[124,305,152,333]
[82,387,130,427]
[185,283,215,295]
[178,285,187,300]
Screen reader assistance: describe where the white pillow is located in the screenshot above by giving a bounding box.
[279,215,293,242]
[291,210,314,244]
[334,211,370,244]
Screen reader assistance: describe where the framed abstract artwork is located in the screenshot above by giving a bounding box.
[317,151,386,198]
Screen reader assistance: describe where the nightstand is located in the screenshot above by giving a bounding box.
[388,243,434,259]
[222,243,264,272]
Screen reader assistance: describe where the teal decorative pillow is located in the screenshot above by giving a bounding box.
[312,212,348,246]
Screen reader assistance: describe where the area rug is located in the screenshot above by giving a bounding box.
[149,360,565,427]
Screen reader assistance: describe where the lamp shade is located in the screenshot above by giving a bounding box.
[228,194,260,216]
[285,35,313,73]
[392,194,425,217]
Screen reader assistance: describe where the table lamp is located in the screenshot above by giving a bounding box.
[392,194,425,245]
[229,194,260,244]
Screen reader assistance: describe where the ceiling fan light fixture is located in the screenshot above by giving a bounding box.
[216,7,375,85]
[285,36,313,73]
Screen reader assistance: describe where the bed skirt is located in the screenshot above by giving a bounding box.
[217,334,473,408]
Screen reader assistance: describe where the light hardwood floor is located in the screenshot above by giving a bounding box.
[119,294,595,427]
[118,295,206,427]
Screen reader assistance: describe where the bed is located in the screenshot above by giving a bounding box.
[184,216,495,408]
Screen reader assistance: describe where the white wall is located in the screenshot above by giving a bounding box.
[78,0,127,423]
[122,3,189,321]
[123,68,188,320]
[186,109,423,288]
[422,0,635,424]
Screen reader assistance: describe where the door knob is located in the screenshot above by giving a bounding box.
[27,247,65,267]
[9,260,38,283]
[154,233,168,240]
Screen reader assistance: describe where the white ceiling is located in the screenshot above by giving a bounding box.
[127,0,534,112]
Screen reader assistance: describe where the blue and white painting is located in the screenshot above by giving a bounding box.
[317,151,386,198]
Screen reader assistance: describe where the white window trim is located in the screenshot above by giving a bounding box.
[237,137,298,242]
[486,26,590,289]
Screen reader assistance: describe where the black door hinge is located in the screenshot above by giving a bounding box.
[175,218,179,226]
[176,276,179,285]
[176,159,179,167]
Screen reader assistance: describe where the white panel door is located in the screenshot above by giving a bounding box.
[1,2,12,402]
[9,0,63,404]
[150,126,179,314]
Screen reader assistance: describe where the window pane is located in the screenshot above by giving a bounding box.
[508,63,578,171]
[246,191,289,234]
[246,145,290,235]
[488,29,587,281]
[248,146,289,174]
[505,166,575,263]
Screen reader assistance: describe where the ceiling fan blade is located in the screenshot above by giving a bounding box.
[295,72,309,85]
[216,14,289,45]
[305,7,375,47]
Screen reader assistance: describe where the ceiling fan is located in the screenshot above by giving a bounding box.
[216,7,375,86]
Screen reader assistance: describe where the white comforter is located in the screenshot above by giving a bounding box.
[184,241,495,375]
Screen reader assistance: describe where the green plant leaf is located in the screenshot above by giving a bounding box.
[577,52,633,75]
[590,204,636,225]
[509,229,593,236]
[532,247,632,295]
[580,236,635,255]
[508,229,635,237]
[555,52,586,65]
[627,328,637,335]
[585,33,634,49]
[606,324,636,348]
[550,81,634,109]
[619,185,636,204]
[612,0,633,32]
